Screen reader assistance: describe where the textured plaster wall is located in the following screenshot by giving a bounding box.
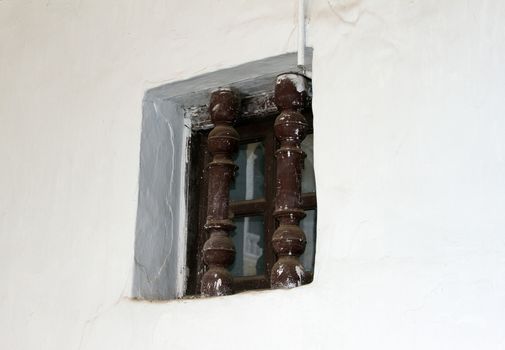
[1,0,505,349]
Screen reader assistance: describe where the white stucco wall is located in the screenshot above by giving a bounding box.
[1,0,504,349]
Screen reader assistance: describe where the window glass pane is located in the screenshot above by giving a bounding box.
[301,134,316,193]
[300,209,317,272]
[230,216,265,277]
[230,141,265,201]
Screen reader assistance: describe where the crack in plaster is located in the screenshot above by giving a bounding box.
[326,0,387,27]
[78,274,131,350]
[326,0,363,25]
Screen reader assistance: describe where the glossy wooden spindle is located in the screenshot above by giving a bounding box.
[201,88,240,297]
[271,73,309,289]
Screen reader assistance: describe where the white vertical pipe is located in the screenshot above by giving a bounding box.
[297,0,306,69]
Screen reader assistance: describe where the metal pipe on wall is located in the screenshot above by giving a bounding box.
[297,0,306,71]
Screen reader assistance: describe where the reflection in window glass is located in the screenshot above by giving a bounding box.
[230,216,265,277]
[301,134,316,193]
[300,209,317,272]
[230,142,265,201]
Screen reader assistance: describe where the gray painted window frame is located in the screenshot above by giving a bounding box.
[133,51,313,300]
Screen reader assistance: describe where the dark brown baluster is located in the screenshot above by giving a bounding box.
[201,88,240,297]
[271,73,309,289]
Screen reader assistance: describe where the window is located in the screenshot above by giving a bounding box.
[185,77,316,296]
[133,52,314,300]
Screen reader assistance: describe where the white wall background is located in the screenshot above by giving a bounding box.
[1,0,505,349]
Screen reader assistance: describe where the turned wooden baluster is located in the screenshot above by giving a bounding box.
[271,73,309,289]
[201,88,240,297]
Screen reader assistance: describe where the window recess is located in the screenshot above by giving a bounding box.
[133,51,314,301]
